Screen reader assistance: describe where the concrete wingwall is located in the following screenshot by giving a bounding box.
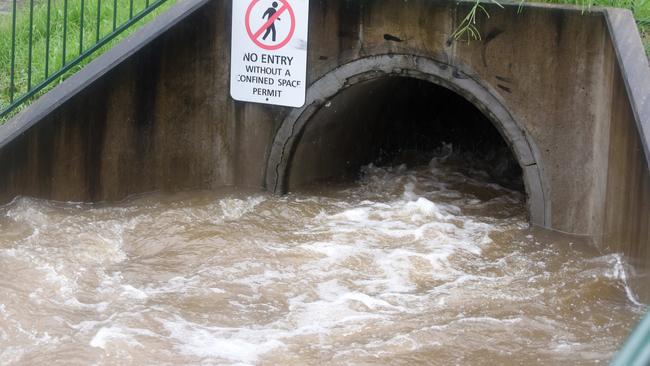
[0,0,648,297]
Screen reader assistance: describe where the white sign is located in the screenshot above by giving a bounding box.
[230,0,309,107]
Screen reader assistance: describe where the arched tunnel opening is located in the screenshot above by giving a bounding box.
[285,76,525,196]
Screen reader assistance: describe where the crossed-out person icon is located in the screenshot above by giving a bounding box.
[262,2,280,42]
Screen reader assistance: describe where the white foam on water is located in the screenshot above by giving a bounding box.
[294,176,500,297]
[607,254,644,307]
[160,317,286,363]
[0,160,645,365]
[5,198,51,227]
[218,196,267,221]
[119,285,149,300]
[142,275,205,295]
[90,326,158,349]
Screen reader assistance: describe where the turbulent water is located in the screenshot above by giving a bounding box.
[0,158,645,365]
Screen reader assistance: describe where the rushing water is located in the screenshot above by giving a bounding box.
[0,157,645,365]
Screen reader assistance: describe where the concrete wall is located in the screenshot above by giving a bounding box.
[0,0,648,296]
[603,62,650,298]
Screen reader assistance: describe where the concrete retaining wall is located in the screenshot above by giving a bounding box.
[0,0,648,298]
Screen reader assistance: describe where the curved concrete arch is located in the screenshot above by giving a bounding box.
[266,54,551,227]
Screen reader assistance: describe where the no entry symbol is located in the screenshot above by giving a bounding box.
[245,0,296,51]
[231,0,308,107]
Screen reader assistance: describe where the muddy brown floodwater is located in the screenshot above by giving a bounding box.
[0,158,645,365]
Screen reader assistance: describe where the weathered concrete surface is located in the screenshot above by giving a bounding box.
[0,0,648,297]
[602,60,650,298]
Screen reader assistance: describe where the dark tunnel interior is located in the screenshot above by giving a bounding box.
[287,77,524,192]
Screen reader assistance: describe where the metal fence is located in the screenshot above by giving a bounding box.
[1,0,168,119]
[611,311,650,366]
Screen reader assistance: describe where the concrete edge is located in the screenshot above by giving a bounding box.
[603,8,650,169]
[0,0,211,150]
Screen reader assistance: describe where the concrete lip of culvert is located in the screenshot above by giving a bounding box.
[265,54,551,228]
[604,9,650,168]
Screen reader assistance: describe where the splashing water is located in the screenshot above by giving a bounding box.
[0,159,645,365]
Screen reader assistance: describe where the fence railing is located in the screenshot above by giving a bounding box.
[611,310,650,366]
[0,0,169,119]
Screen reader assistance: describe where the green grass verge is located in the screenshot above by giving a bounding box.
[0,0,177,122]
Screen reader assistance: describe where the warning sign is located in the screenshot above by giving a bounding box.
[230,0,309,107]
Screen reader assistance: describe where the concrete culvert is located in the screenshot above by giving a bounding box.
[266,55,548,226]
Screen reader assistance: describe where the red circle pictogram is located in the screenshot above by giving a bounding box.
[245,0,296,51]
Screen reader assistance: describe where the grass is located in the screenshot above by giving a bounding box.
[0,0,177,122]
[0,0,648,123]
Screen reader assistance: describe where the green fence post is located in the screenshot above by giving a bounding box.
[80,0,85,54]
[63,0,68,65]
[10,0,17,103]
[28,0,34,90]
[45,0,51,77]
